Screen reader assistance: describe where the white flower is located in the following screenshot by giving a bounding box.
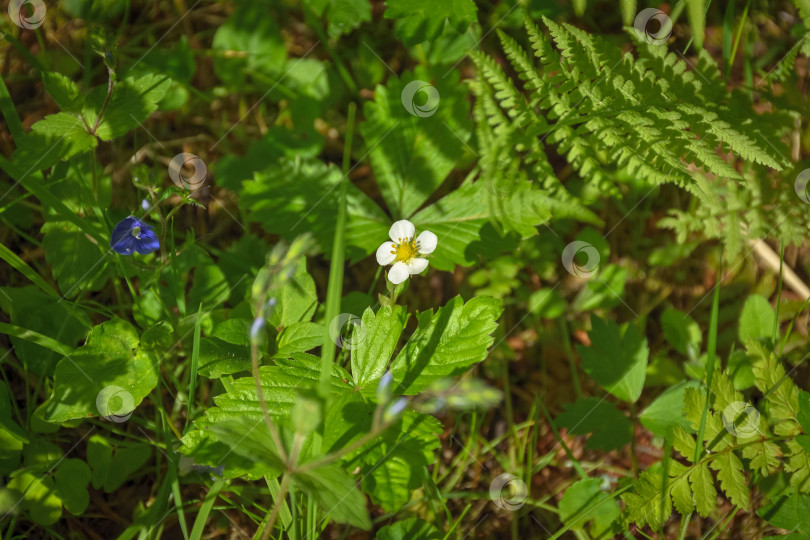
[375,219,437,285]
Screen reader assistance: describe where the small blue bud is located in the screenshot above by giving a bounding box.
[376,371,393,402]
[250,317,265,341]
[141,199,151,211]
[384,398,408,422]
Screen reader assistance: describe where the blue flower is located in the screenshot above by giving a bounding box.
[110,216,160,255]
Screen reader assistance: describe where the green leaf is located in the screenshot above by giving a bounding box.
[0,286,90,376]
[661,308,701,357]
[42,221,109,299]
[558,477,620,537]
[390,296,502,395]
[7,472,62,525]
[196,336,251,378]
[670,425,697,463]
[377,517,442,540]
[103,444,151,492]
[555,397,633,451]
[670,474,695,515]
[351,305,408,391]
[38,319,159,423]
[42,72,80,109]
[241,158,389,262]
[411,181,547,270]
[12,113,97,172]
[212,2,287,87]
[739,295,775,343]
[188,260,231,310]
[275,321,323,357]
[295,464,371,530]
[82,74,171,140]
[180,354,353,479]
[360,70,473,217]
[53,459,91,515]
[797,390,810,434]
[384,0,478,46]
[267,261,318,328]
[87,435,112,490]
[759,494,810,534]
[689,462,717,517]
[577,317,648,403]
[710,451,749,511]
[322,393,442,511]
[640,381,700,438]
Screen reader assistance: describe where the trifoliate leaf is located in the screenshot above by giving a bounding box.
[53,459,91,515]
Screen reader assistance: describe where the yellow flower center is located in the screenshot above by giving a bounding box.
[391,238,417,262]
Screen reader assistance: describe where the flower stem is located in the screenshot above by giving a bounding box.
[90,67,115,135]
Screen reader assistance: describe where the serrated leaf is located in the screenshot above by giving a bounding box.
[555,397,633,451]
[241,159,389,262]
[389,296,502,395]
[577,317,648,403]
[671,425,697,463]
[351,305,408,391]
[38,319,159,422]
[12,113,97,172]
[196,336,251,378]
[689,462,717,517]
[42,72,81,109]
[82,74,170,140]
[275,321,323,357]
[710,451,749,510]
[360,70,472,217]
[670,474,695,515]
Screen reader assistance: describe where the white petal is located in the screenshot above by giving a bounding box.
[415,230,437,255]
[375,241,397,266]
[388,261,410,284]
[407,258,429,275]
[389,220,415,243]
